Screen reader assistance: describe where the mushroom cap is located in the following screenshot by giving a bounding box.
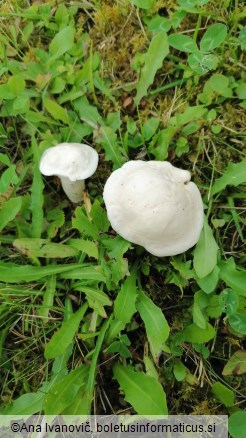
[39,143,98,181]
[103,161,204,257]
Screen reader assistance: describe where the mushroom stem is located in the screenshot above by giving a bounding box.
[59,176,85,203]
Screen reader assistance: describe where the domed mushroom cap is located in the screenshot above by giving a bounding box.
[39,143,98,181]
[103,161,204,257]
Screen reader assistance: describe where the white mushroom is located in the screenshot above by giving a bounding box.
[39,143,98,203]
[103,160,204,257]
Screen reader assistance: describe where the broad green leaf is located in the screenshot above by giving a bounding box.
[143,356,159,380]
[183,322,215,343]
[59,265,106,282]
[72,207,99,240]
[193,216,219,279]
[188,51,218,74]
[222,350,246,376]
[239,27,246,50]
[0,197,22,232]
[45,304,88,358]
[173,360,187,381]
[62,388,91,415]
[0,262,84,283]
[8,76,26,95]
[43,98,69,124]
[136,291,170,363]
[196,265,220,294]
[236,83,246,99]
[73,97,103,128]
[114,364,168,414]
[168,33,198,53]
[45,365,89,414]
[1,392,45,415]
[219,258,246,296]
[68,238,98,259]
[0,165,19,193]
[193,291,208,329]
[170,105,207,127]
[46,208,65,238]
[73,285,112,317]
[103,235,131,260]
[95,126,126,169]
[90,200,110,232]
[105,318,125,344]
[114,272,138,324]
[132,0,154,9]
[200,23,227,52]
[219,288,238,316]
[0,153,10,166]
[149,126,176,160]
[229,313,246,334]
[208,74,229,95]
[211,382,234,407]
[142,118,159,140]
[229,411,246,438]
[211,158,246,195]
[30,136,44,238]
[134,31,169,105]
[49,26,75,59]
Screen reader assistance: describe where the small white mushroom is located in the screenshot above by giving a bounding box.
[39,143,98,203]
[103,160,204,257]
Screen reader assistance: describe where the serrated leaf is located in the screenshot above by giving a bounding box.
[193,216,219,279]
[136,291,170,363]
[168,33,198,52]
[222,350,246,376]
[13,239,78,259]
[211,158,246,195]
[49,26,75,59]
[43,98,69,124]
[0,197,22,232]
[45,305,87,358]
[134,31,169,105]
[114,271,138,324]
[72,206,99,240]
[114,364,167,414]
[90,199,110,232]
[200,23,227,52]
[44,365,89,414]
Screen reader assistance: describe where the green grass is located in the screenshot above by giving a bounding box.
[0,0,246,434]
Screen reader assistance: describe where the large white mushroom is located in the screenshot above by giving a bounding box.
[39,143,98,203]
[103,160,204,257]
